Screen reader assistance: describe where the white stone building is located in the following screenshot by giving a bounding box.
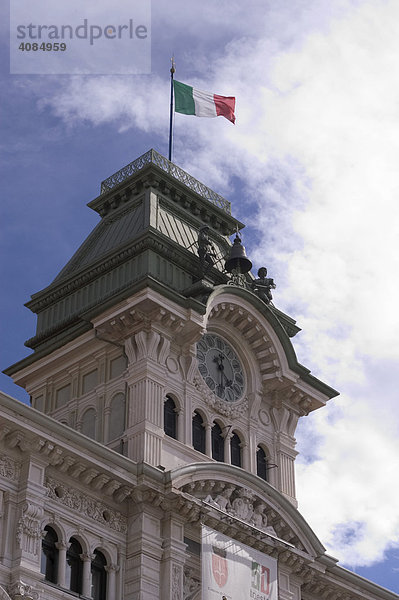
[1,150,397,600]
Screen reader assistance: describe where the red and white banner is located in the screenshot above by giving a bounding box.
[202,526,278,600]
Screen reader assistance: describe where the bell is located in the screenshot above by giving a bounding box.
[225,233,252,274]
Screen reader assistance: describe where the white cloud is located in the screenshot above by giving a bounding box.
[33,0,399,567]
[296,392,399,565]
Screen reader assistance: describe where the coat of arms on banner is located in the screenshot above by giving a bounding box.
[211,544,228,587]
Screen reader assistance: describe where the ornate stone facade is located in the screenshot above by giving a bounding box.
[46,478,127,533]
[2,152,397,600]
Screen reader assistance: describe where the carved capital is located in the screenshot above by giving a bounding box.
[80,552,96,562]
[104,563,120,574]
[8,581,38,600]
[55,540,70,551]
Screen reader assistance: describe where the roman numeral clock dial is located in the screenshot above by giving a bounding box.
[196,334,245,402]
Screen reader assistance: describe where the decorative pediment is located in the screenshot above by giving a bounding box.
[170,462,326,562]
[180,479,305,551]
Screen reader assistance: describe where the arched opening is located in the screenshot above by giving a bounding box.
[66,538,83,594]
[164,395,177,439]
[108,393,126,441]
[91,550,107,600]
[81,408,96,440]
[230,432,242,467]
[256,446,268,481]
[212,422,224,462]
[41,525,58,584]
[192,411,205,454]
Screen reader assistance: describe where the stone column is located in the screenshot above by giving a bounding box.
[205,424,212,457]
[55,541,69,587]
[81,552,94,598]
[105,563,119,600]
[176,406,184,443]
[224,432,232,464]
[241,441,249,470]
[103,405,111,444]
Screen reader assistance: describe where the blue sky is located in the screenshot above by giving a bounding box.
[1,0,399,593]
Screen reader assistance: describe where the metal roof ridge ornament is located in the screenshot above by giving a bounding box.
[100,149,231,214]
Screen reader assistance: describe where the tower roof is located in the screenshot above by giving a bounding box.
[19,150,243,357]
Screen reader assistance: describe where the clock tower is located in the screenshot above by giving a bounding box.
[7,149,336,507]
[3,149,393,600]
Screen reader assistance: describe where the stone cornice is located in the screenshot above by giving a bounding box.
[0,391,138,480]
[4,278,208,377]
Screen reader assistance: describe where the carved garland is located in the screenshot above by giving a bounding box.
[0,456,21,482]
[46,477,127,533]
[193,375,248,418]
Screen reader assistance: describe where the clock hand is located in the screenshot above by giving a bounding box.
[221,371,232,387]
[213,353,226,396]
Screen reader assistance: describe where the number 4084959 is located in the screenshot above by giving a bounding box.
[19,42,67,51]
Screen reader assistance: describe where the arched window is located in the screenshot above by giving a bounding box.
[192,411,206,454]
[256,446,268,481]
[91,550,107,600]
[164,395,177,439]
[41,525,58,583]
[66,538,83,594]
[230,432,242,467]
[81,408,96,439]
[108,393,126,441]
[212,422,224,462]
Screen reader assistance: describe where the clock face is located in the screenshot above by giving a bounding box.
[196,333,245,402]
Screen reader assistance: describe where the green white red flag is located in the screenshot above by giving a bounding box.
[173,80,236,124]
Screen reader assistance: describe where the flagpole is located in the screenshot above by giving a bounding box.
[168,56,175,162]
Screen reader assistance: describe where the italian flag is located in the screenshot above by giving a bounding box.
[173,80,236,124]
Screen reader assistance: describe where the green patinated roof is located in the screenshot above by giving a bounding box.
[54,201,145,282]
[17,151,243,355]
